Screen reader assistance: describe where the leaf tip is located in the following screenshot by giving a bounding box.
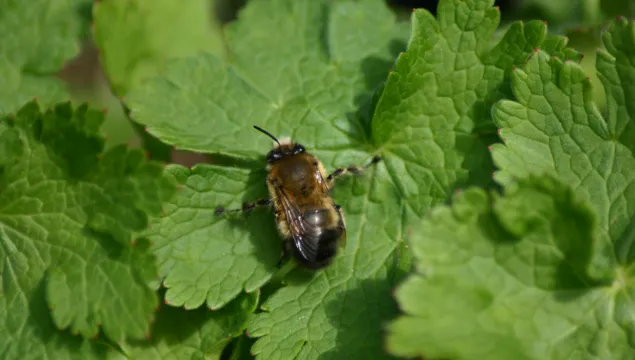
[144,331,151,340]
[209,306,215,311]
[245,331,251,337]
[542,20,547,25]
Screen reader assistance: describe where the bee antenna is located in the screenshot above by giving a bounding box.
[253,125,281,147]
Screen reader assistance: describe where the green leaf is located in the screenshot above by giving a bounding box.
[126,0,581,358]
[394,16,635,360]
[0,100,177,358]
[113,292,258,360]
[125,0,407,161]
[491,19,635,275]
[370,0,582,216]
[93,0,226,97]
[247,1,584,358]
[228,336,257,360]
[597,17,635,154]
[248,171,405,360]
[148,164,279,310]
[387,174,634,359]
[0,0,87,114]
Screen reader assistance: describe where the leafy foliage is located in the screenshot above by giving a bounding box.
[3,0,635,359]
[111,292,259,360]
[0,101,176,358]
[93,0,225,97]
[124,0,408,162]
[0,0,89,114]
[388,13,635,360]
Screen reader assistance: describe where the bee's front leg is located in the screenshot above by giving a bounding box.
[326,155,381,185]
[214,198,272,216]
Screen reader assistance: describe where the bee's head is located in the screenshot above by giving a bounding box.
[253,125,306,163]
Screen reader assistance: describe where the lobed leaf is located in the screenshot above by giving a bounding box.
[491,20,635,273]
[125,0,407,164]
[112,292,258,360]
[147,164,280,310]
[370,0,581,216]
[0,100,177,359]
[387,174,634,359]
[389,15,635,360]
[249,1,583,359]
[0,0,88,114]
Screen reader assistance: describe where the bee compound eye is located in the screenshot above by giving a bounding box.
[293,144,305,154]
[267,150,282,162]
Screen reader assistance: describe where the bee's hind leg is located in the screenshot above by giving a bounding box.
[326,155,381,184]
[214,198,272,216]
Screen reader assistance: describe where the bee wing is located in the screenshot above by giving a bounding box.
[276,187,322,263]
[314,167,331,194]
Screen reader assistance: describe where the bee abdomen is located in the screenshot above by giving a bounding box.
[287,209,343,269]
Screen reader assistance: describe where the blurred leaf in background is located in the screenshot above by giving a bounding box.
[0,0,90,114]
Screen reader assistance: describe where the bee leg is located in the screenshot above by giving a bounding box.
[214,198,272,216]
[326,155,381,184]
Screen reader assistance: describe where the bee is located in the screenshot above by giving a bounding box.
[215,125,380,269]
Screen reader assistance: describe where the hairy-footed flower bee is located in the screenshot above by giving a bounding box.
[215,126,380,269]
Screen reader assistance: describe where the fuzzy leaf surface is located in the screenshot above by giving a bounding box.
[387,175,634,359]
[0,101,176,359]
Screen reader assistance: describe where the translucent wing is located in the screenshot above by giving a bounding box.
[275,186,323,263]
